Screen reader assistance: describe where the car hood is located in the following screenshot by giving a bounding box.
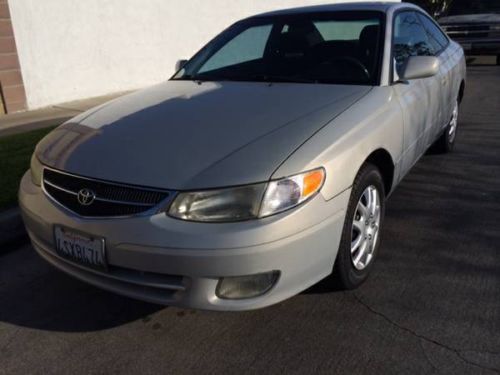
[439,13,500,24]
[36,80,370,190]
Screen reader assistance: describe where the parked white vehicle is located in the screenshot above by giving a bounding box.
[20,2,466,310]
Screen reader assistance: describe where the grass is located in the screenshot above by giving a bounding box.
[0,126,56,210]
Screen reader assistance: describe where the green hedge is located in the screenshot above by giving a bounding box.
[0,127,55,210]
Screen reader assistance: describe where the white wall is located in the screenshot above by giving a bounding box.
[9,0,399,109]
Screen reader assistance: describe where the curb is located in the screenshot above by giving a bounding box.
[0,116,72,138]
[0,91,130,138]
[0,207,28,254]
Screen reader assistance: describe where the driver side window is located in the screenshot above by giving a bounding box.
[393,11,435,72]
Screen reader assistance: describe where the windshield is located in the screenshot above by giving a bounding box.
[447,0,500,15]
[173,11,385,85]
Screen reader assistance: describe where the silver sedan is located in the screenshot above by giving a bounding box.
[20,2,466,310]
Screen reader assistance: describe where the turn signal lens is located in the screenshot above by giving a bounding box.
[259,168,325,217]
[30,154,43,187]
[303,170,325,197]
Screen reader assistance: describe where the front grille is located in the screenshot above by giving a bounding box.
[43,168,173,217]
[443,24,490,38]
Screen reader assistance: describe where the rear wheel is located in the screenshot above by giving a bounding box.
[334,163,385,290]
[433,99,459,153]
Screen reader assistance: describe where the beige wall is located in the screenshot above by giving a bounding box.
[9,0,399,109]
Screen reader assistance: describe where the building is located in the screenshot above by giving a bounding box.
[1,0,399,114]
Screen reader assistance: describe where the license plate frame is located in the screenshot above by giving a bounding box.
[54,226,107,271]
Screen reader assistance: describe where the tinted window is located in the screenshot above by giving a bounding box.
[314,19,379,41]
[393,11,435,70]
[174,11,385,85]
[199,25,273,73]
[417,13,448,52]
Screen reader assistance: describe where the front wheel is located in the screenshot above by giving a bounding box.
[333,163,385,290]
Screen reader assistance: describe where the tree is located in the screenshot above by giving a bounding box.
[404,0,454,17]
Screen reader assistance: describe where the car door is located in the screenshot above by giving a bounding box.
[392,11,440,175]
[417,12,455,136]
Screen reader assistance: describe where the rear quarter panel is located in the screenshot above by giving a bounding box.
[272,87,404,200]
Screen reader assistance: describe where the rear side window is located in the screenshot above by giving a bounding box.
[393,11,435,70]
[314,19,379,41]
[416,13,449,53]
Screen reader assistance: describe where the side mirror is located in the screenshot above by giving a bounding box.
[175,59,188,72]
[399,56,440,81]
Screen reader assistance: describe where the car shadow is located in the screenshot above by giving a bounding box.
[466,55,498,66]
[301,276,343,294]
[0,247,164,333]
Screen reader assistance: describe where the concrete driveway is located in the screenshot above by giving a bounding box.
[1,63,499,375]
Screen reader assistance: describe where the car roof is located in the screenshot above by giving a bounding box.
[252,2,416,18]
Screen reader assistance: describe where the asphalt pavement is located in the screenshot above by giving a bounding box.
[1,63,499,375]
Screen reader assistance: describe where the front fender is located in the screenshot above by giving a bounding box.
[272,87,404,200]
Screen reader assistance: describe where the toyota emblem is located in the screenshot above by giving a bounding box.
[77,188,96,206]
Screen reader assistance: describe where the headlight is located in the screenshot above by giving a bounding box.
[30,154,43,186]
[168,168,325,222]
[168,184,266,222]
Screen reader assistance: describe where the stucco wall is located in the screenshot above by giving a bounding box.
[8,0,399,109]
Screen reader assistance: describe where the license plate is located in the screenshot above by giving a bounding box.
[54,226,106,270]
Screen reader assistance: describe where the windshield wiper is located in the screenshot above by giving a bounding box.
[173,74,318,84]
[251,74,318,84]
[174,74,213,82]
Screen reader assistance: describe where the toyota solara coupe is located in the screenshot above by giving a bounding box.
[20,2,466,310]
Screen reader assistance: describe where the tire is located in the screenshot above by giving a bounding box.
[433,99,459,154]
[333,163,385,290]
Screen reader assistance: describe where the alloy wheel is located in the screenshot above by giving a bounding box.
[448,100,459,144]
[351,185,381,271]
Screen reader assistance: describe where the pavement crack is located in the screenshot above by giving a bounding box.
[418,339,443,374]
[352,293,500,374]
[462,349,500,358]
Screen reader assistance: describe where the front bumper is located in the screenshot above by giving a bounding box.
[19,172,349,311]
